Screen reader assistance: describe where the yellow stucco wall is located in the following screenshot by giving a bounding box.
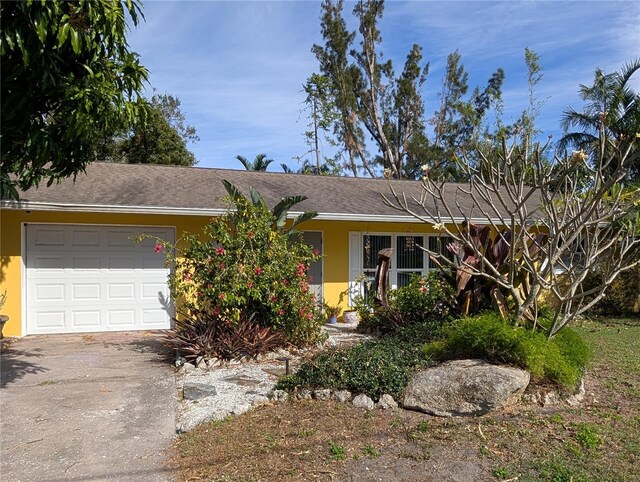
[0,208,439,336]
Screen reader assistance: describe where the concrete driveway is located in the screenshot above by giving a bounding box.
[0,332,176,481]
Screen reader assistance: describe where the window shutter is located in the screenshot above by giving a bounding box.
[348,232,362,306]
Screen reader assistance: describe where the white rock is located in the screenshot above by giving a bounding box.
[566,380,586,406]
[377,394,398,410]
[197,359,208,369]
[181,362,196,373]
[333,390,352,403]
[270,389,289,402]
[296,389,313,400]
[352,394,375,410]
[314,389,332,401]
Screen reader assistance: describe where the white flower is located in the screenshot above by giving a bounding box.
[571,150,588,163]
[432,222,445,231]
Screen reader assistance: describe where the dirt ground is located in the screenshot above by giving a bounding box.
[167,320,640,482]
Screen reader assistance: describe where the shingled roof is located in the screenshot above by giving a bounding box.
[3,162,539,223]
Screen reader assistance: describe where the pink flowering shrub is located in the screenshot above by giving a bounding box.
[145,183,323,347]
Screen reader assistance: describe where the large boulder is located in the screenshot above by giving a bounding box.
[403,359,530,416]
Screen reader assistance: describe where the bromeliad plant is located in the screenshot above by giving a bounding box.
[167,309,285,361]
[442,224,548,323]
[138,180,324,349]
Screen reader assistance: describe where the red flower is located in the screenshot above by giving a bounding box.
[183,273,192,282]
[283,279,289,285]
[247,230,254,239]
[219,263,225,270]
[270,295,278,303]
[419,286,427,294]
[215,246,225,256]
[255,267,263,275]
[278,309,285,316]
[212,307,221,316]
[247,281,254,289]
[219,293,226,300]
[154,243,163,253]
[313,249,320,256]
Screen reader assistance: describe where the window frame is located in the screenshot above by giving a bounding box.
[348,231,452,305]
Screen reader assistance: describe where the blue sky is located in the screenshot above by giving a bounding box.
[128,1,640,171]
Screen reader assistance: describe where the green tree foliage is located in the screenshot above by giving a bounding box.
[558,59,640,180]
[99,93,199,166]
[296,73,341,175]
[1,0,148,199]
[313,0,429,179]
[427,50,505,180]
[236,153,274,171]
[311,0,507,180]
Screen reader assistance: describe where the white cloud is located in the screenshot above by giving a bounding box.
[127,0,640,170]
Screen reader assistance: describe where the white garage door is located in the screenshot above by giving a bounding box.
[26,224,174,335]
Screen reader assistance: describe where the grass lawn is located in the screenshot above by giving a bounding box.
[168,318,640,481]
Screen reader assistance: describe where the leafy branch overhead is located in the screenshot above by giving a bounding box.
[1,0,149,199]
[222,180,318,239]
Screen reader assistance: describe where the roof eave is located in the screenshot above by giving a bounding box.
[0,200,499,225]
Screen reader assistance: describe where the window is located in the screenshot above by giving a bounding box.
[396,235,424,287]
[348,232,454,304]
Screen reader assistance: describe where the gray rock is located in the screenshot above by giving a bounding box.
[175,356,186,368]
[377,394,398,410]
[403,359,530,417]
[333,390,352,403]
[543,391,562,406]
[352,394,375,410]
[181,362,196,373]
[566,380,585,407]
[296,389,313,400]
[250,394,270,405]
[197,359,208,370]
[183,382,217,401]
[207,357,221,368]
[314,389,332,401]
[522,392,541,405]
[270,389,289,402]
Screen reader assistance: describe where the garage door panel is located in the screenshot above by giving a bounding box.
[32,256,65,271]
[71,311,102,328]
[35,311,66,330]
[33,283,65,302]
[108,310,136,327]
[107,283,136,300]
[32,227,65,247]
[72,283,101,301]
[107,256,136,270]
[72,257,101,271]
[142,309,169,326]
[26,224,174,335]
[71,229,101,247]
[141,283,167,299]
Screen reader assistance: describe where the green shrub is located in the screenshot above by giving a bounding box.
[423,313,592,388]
[583,265,640,317]
[275,325,430,399]
[138,182,324,346]
[357,272,456,337]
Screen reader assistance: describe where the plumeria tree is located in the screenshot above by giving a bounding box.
[384,126,639,337]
